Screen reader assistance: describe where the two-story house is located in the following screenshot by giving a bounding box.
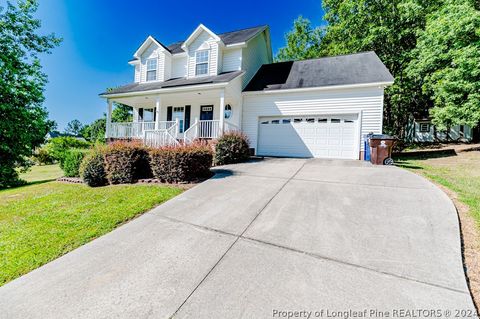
[101,24,394,160]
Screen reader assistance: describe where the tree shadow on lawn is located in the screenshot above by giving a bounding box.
[394,151,458,170]
[1,178,58,192]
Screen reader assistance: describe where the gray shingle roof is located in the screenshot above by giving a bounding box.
[244,52,394,92]
[100,71,244,96]
[165,25,267,54]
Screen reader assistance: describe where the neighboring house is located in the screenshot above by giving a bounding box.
[100,24,394,160]
[405,118,473,143]
[45,131,86,142]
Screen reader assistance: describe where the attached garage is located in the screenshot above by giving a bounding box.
[257,114,359,159]
[242,52,394,159]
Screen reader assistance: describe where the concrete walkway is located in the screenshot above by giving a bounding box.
[0,159,475,318]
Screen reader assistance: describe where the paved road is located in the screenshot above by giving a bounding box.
[0,159,475,318]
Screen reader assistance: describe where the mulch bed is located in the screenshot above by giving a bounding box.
[56,176,200,190]
[56,177,83,184]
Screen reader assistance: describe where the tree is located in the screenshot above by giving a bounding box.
[407,0,480,129]
[275,16,324,62]
[319,0,443,137]
[81,118,106,142]
[64,119,83,136]
[112,103,133,122]
[0,0,61,187]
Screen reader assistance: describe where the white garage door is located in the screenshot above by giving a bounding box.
[257,114,358,159]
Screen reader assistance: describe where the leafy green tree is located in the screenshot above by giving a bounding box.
[81,118,106,142]
[407,0,480,129]
[276,16,324,62]
[64,119,83,136]
[112,103,133,122]
[0,0,61,187]
[319,0,442,137]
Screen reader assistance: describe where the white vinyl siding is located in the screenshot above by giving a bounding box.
[187,30,219,77]
[134,64,140,83]
[163,54,172,80]
[241,31,271,89]
[172,55,188,78]
[242,86,385,157]
[222,48,242,72]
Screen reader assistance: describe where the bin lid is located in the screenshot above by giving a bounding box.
[369,134,396,140]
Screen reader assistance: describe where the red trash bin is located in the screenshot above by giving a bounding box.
[368,135,396,165]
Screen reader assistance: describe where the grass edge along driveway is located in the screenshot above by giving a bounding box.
[0,181,182,286]
[395,150,480,310]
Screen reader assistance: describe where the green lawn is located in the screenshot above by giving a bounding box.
[0,180,182,286]
[395,151,480,228]
[19,164,63,183]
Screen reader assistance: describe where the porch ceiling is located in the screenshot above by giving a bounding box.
[111,89,226,108]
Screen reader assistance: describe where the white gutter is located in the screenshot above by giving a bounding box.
[242,81,394,95]
[225,42,247,49]
[100,82,230,99]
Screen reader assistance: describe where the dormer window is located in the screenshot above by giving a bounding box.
[146,58,157,81]
[195,50,209,76]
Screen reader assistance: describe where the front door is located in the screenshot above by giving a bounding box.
[200,105,213,121]
[200,105,214,137]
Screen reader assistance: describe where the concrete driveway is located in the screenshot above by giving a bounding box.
[0,158,475,318]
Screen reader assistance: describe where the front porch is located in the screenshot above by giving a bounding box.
[104,85,242,147]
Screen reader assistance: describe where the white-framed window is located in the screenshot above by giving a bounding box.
[146,58,157,81]
[173,107,185,133]
[142,108,155,122]
[419,122,430,133]
[195,50,209,76]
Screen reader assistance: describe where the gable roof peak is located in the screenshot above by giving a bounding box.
[133,35,171,58]
[181,24,222,50]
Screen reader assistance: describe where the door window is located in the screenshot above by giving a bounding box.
[173,107,185,133]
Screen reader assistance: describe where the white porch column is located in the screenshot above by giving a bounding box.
[194,117,199,138]
[155,96,161,130]
[105,99,112,138]
[175,118,180,137]
[133,108,139,122]
[219,89,225,134]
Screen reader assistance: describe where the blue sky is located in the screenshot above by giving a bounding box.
[33,0,324,130]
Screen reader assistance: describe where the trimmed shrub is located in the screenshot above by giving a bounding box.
[104,141,151,184]
[149,144,213,183]
[80,147,108,187]
[214,132,250,165]
[62,149,88,177]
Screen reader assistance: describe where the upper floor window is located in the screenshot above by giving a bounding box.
[195,50,209,76]
[146,58,157,81]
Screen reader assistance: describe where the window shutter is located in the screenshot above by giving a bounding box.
[184,105,191,130]
[167,106,172,121]
[138,108,143,121]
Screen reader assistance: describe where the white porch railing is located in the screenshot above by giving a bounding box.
[224,121,241,133]
[184,120,222,143]
[144,122,179,148]
[109,120,240,147]
[108,121,174,139]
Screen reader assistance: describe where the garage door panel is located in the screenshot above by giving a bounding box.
[258,115,358,159]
